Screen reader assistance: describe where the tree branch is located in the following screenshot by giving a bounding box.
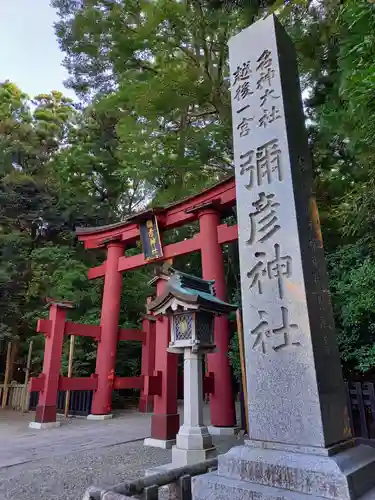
[188,109,217,119]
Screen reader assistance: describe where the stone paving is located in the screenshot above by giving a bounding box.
[0,405,242,500]
[0,409,153,469]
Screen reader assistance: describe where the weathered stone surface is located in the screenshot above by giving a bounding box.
[218,444,375,499]
[83,485,103,500]
[193,471,375,500]
[359,490,375,500]
[175,425,213,450]
[158,482,179,500]
[172,446,217,467]
[244,438,355,457]
[230,13,350,450]
[101,492,132,500]
[193,473,321,500]
[153,348,217,470]
[191,13,375,500]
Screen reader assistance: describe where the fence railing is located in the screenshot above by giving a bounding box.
[83,458,218,500]
[345,381,375,440]
[0,382,30,411]
[29,390,93,416]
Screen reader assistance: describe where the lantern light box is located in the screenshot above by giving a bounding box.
[148,267,236,353]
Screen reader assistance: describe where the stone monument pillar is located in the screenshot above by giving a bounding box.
[193,15,375,500]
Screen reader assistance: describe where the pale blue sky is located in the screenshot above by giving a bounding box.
[0,0,75,99]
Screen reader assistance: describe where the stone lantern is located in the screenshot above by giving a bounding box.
[147,268,236,468]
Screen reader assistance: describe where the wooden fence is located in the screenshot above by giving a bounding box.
[345,381,375,441]
[29,390,93,416]
[0,382,30,411]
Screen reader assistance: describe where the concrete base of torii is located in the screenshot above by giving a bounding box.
[87,414,113,420]
[29,421,61,430]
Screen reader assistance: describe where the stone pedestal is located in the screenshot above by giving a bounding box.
[171,349,216,467]
[147,349,216,474]
[172,423,216,466]
[194,442,375,500]
[192,14,375,500]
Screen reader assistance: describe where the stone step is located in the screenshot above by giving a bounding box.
[192,472,329,500]
[193,472,375,500]
[216,444,375,500]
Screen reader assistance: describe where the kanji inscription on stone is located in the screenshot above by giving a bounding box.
[233,61,251,86]
[247,192,280,245]
[232,58,255,137]
[259,106,281,128]
[251,307,302,354]
[229,15,349,448]
[247,243,292,299]
[239,138,282,190]
[256,49,275,90]
[237,116,253,137]
[260,88,280,107]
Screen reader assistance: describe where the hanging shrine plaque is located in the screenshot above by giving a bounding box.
[139,215,163,261]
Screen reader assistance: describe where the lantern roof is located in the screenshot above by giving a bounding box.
[148,267,237,316]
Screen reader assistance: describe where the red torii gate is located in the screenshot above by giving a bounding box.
[30,175,238,440]
[29,298,153,426]
[76,175,238,441]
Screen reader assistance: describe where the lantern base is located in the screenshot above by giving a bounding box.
[176,424,213,449]
[172,445,217,467]
[145,446,217,476]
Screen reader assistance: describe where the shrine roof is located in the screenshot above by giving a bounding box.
[75,175,234,237]
[148,267,237,315]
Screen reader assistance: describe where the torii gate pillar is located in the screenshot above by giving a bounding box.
[29,301,71,429]
[199,208,237,432]
[88,240,125,419]
[144,275,179,448]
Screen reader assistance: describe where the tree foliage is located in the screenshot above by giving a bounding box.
[2,0,375,384]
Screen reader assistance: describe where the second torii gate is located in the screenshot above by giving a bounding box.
[76,175,238,446]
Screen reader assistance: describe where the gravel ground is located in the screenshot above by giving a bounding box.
[0,404,242,500]
[0,434,242,500]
